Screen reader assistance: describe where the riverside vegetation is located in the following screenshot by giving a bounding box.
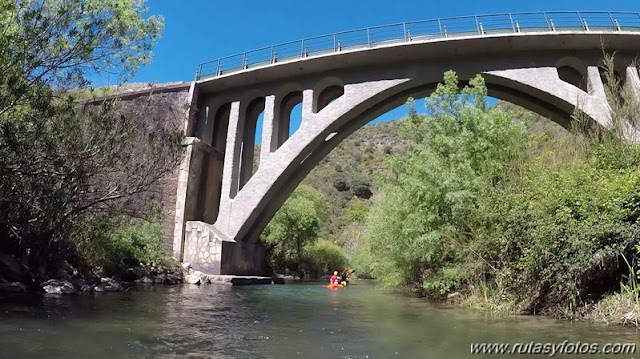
[0,0,184,294]
[265,62,640,326]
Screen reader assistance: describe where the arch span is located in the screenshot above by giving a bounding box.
[229,73,608,245]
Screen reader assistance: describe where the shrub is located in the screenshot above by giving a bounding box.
[76,216,169,275]
[301,240,349,279]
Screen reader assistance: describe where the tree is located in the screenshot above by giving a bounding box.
[354,71,527,291]
[0,0,175,273]
[261,185,328,274]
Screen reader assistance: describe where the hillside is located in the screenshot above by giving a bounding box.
[299,120,408,238]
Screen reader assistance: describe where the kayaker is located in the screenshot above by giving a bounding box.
[341,269,349,285]
[330,271,339,284]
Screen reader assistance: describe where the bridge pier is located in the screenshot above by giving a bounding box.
[172,138,224,261]
[182,221,268,275]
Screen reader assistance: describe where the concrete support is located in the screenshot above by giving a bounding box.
[260,95,276,164]
[225,79,409,243]
[301,89,314,124]
[198,102,213,145]
[218,101,241,234]
[627,66,640,100]
[586,66,607,100]
[172,138,195,260]
[183,221,268,275]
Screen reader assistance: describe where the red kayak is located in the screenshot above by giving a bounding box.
[326,283,344,290]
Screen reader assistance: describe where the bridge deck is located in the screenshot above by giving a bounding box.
[196,11,640,79]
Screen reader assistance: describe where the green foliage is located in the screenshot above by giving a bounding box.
[1,0,162,94]
[343,197,369,222]
[354,71,527,290]
[0,0,175,272]
[477,157,640,312]
[78,215,169,274]
[300,240,349,279]
[261,185,328,274]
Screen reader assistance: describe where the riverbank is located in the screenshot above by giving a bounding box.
[0,252,187,295]
[447,287,640,327]
[0,250,293,296]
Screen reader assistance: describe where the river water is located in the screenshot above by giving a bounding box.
[0,281,638,358]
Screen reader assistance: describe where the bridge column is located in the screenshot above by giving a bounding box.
[216,101,241,234]
[586,66,607,99]
[627,66,640,101]
[260,95,276,164]
[196,100,213,145]
[302,89,314,123]
[623,66,640,142]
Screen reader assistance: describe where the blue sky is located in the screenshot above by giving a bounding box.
[120,0,639,139]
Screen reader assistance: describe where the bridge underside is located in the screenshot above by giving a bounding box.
[170,32,640,275]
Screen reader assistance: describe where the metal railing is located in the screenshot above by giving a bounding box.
[196,11,640,80]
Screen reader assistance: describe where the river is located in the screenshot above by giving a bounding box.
[0,281,638,358]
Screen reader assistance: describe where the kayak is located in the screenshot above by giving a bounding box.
[326,283,346,290]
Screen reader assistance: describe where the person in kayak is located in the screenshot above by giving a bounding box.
[330,271,339,285]
[340,269,349,285]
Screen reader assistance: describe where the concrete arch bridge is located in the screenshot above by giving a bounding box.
[160,11,640,275]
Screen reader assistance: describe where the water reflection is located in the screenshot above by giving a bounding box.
[0,281,638,358]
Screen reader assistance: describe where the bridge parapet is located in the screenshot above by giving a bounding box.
[196,11,640,79]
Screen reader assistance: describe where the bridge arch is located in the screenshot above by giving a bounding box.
[233,72,606,245]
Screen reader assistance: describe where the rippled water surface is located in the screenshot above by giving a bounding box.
[0,281,638,358]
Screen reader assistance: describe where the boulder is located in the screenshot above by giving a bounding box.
[42,279,76,295]
[184,274,201,285]
[121,267,148,282]
[0,254,22,282]
[164,273,181,285]
[195,271,210,284]
[135,276,154,284]
[0,282,26,294]
[94,278,123,292]
[53,268,71,281]
[72,279,95,293]
[185,271,209,285]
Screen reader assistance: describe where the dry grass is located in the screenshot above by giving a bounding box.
[579,294,640,327]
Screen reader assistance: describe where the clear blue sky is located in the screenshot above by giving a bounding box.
[120,0,639,137]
